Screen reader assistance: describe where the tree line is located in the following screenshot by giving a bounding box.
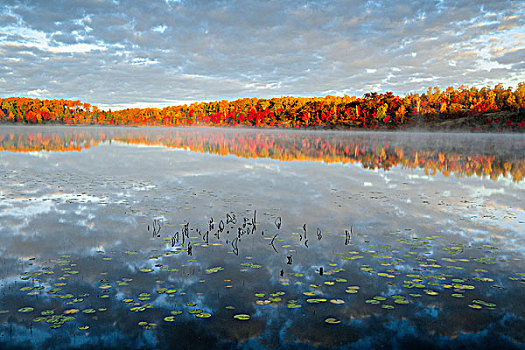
[1,83,524,130]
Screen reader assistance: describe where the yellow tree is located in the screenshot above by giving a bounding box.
[515,82,525,112]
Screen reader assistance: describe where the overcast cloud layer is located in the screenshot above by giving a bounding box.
[1,0,524,109]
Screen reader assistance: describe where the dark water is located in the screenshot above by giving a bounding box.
[0,126,523,349]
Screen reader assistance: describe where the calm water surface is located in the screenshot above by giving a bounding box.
[0,126,524,349]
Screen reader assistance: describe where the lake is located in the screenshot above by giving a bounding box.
[0,125,524,349]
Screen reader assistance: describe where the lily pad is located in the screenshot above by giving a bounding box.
[18,307,34,313]
[394,299,409,305]
[233,314,250,321]
[306,298,327,304]
[64,309,79,314]
[324,317,341,324]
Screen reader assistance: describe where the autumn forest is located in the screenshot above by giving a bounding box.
[1,83,524,131]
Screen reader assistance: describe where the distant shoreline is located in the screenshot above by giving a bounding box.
[1,115,524,133]
[2,84,524,132]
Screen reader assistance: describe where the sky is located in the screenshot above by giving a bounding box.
[0,0,524,110]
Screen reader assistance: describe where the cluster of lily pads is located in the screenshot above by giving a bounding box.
[0,213,522,337]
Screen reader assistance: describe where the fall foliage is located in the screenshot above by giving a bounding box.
[1,128,522,182]
[1,83,524,130]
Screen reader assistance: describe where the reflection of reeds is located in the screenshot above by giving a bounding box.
[302,224,307,240]
[269,234,278,253]
[231,237,239,256]
[163,210,358,270]
[345,227,352,245]
[171,232,179,247]
[216,220,225,239]
[275,217,282,230]
[148,219,162,237]
[227,213,236,225]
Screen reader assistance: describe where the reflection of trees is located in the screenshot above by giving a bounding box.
[0,131,103,152]
[0,129,523,182]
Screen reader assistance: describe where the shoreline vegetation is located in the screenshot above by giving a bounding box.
[1,83,524,131]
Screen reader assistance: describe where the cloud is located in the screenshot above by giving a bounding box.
[0,0,524,108]
[494,48,525,65]
[26,88,49,96]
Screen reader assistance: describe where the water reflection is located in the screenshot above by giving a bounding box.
[0,126,524,349]
[1,209,523,349]
[1,125,524,181]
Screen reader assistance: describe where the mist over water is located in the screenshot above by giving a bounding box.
[0,126,523,349]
